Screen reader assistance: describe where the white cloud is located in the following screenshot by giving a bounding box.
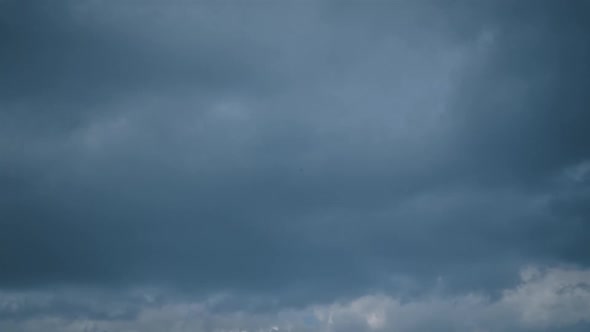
[502,266,590,328]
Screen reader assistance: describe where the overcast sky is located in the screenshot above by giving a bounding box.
[1,0,590,331]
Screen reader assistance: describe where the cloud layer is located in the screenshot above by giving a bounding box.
[2,266,590,332]
[1,0,590,330]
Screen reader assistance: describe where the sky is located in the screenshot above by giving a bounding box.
[1,0,590,331]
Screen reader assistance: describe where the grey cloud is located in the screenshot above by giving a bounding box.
[447,1,590,184]
[1,266,590,332]
[1,0,589,328]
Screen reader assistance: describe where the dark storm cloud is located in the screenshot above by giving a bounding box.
[0,0,275,137]
[442,0,590,270]
[1,0,589,318]
[447,0,590,185]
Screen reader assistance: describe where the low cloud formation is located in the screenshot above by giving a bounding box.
[1,266,590,332]
[1,0,589,330]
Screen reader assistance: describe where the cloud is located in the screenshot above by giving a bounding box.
[1,266,589,332]
[1,0,589,329]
